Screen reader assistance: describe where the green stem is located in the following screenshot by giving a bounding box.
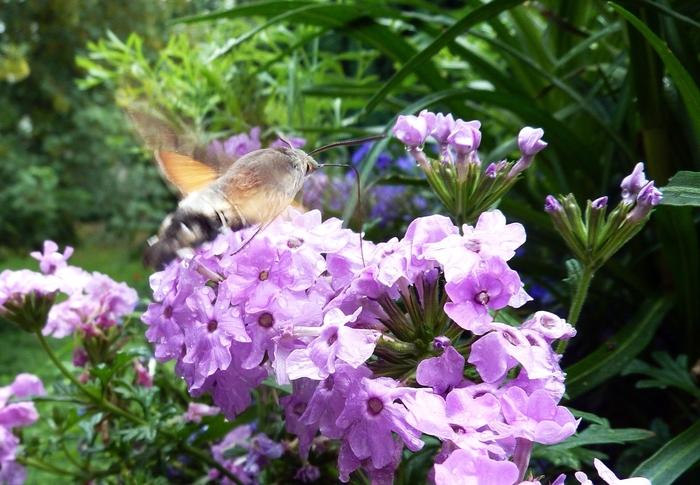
[19,456,77,476]
[34,331,243,484]
[35,331,148,426]
[557,265,594,353]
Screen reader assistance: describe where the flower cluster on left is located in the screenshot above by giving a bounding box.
[0,374,44,485]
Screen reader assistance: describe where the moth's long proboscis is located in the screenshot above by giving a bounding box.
[307,134,385,156]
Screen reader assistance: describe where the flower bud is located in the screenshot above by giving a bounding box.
[620,162,648,204]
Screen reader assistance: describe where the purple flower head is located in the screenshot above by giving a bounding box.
[301,363,373,440]
[620,162,649,204]
[544,195,562,213]
[0,269,59,308]
[508,127,546,179]
[287,308,379,380]
[335,377,424,470]
[575,459,651,485]
[133,360,153,388]
[350,142,392,171]
[521,311,576,343]
[469,322,563,384]
[433,449,519,485]
[209,424,255,484]
[592,196,608,210]
[30,240,73,275]
[517,127,547,156]
[497,387,579,445]
[446,119,482,154]
[627,181,663,223]
[208,127,262,159]
[415,345,465,395]
[431,112,456,144]
[181,285,249,391]
[393,112,435,147]
[637,181,663,208]
[182,402,220,423]
[280,378,319,458]
[8,374,45,399]
[444,257,525,334]
[422,210,525,283]
[485,160,508,178]
[404,387,504,455]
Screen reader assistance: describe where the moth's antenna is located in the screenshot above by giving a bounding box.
[276,132,295,149]
[308,134,385,156]
[320,163,366,267]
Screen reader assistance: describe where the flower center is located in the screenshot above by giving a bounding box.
[367,397,383,415]
[287,237,304,249]
[294,402,307,417]
[259,269,270,281]
[258,312,274,328]
[207,319,218,332]
[474,290,490,306]
[327,332,338,346]
[163,305,173,319]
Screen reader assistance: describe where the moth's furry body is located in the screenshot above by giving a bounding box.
[131,110,380,270]
[141,141,318,269]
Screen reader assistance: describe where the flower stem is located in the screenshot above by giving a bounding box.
[35,331,148,426]
[34,331,244,483]
[557,265,594,353]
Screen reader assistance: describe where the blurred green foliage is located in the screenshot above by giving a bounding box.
[0,0,197,251]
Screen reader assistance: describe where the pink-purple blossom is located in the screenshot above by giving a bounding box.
[620,163,649,205]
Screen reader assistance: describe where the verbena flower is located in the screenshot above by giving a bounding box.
[141,118,600,484]
[0,374,44,485]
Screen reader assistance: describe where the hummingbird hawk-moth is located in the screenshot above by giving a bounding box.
[130,111,378,270]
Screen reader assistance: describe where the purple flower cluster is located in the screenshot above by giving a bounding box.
[207,127,306,160]
[0,241,137,338]
[393,110,546,181]
[544,163,663,270]
[0,374,45,485]
[208,424,287,485]
[143,205,579,484]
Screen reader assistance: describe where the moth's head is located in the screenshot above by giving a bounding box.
[277,133,319,176]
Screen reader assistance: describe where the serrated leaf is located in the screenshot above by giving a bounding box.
[564,296,673,399]
[632,419,700,485]
[622,352,700,398]
[659,171,700,206]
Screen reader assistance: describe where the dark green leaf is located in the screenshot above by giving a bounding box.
[564,296,673,399]
[360,0,526,117]
[610,2,700,140]
[632,419,700,485]
[659,171,700,206]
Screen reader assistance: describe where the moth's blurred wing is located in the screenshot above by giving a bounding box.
[155,150,220,195]
[129,110,236,188]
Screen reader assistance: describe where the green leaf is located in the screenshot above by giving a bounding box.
[632,419,700,485]
[609,2,700,140]
[360,0,526,118]
[659,171,700,206]
[623,352,700,399]
[564,296,673,399]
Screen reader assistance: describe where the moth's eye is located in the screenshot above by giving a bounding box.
[306,163,315,175]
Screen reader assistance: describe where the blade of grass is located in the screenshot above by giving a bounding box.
[610,2,700,140]
[359,0,526,119]
[632,419,700,485]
